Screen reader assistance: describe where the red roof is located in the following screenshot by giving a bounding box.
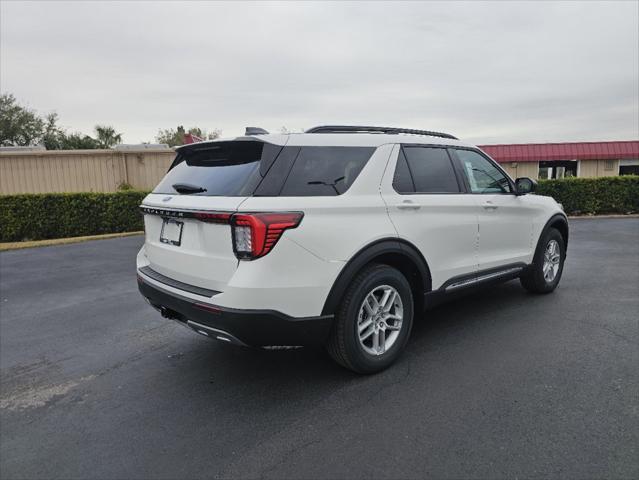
[183,133,204,145]
[478,141,639,163]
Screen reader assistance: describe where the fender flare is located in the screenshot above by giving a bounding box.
[321,238,432,316]
[537,213,569,253]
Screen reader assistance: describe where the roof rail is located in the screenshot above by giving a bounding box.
[305,125,458,140]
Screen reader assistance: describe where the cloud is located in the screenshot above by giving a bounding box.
[1,1,637,144]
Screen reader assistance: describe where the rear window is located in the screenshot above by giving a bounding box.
[154,142,375,197]
[153,141,282,196]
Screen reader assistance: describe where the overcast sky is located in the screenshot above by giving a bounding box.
[1,1,638,144]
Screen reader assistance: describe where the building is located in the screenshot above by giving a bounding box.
[478,140,639,179]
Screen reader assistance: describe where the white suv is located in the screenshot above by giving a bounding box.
[137,125,568,373]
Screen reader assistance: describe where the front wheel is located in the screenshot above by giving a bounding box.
[520,227,566,294]
[326,264,414,374]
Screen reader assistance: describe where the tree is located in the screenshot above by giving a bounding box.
[59,132,100,150]
[94,125,123,148]
[0,92,124,150]
[156,125,221,147]
[40,115,102,150]
[0,93,45,146]
[156,125,186,147]
[41,113,66,150]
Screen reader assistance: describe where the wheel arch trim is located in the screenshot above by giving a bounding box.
[539,213,569,252]
[321,238,432,316]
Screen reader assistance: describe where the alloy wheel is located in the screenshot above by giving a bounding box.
[356,285,404,356]
[543,239,561,283]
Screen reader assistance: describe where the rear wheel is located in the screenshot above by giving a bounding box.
[327,264,413,374]
[520,227,565,294]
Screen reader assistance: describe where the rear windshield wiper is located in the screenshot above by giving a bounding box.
[172,183,207,194]
[307,176,345,195]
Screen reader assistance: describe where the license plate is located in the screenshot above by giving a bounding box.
[160,218,184,246]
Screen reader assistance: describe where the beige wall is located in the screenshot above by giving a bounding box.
[578,159,620,178]
[0,149,175,194]
[500,161,540,180]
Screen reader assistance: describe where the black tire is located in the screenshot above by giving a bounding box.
[520,227,566,294]
[326,264,414,374]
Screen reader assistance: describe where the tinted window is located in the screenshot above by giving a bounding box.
[279,146,375,196]
[253,147,301,196]
[402,146,460,193]
[393,150,415,193]
[154,141,282,196]
[455,149,512,193]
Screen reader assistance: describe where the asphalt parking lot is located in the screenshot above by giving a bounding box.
[1,218,637,479]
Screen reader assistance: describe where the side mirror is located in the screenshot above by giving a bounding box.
[515,177,537,195]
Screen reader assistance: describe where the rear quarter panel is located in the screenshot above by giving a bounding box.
[224,144,399,317]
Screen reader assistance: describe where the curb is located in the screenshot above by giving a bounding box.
[0,231,144,252]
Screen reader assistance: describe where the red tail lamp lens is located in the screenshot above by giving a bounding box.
[193,212,232,224]
[231,212,303,259]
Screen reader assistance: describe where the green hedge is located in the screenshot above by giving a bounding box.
[537,176,639,216]
[0,176,637,242]
[0,191,148,242]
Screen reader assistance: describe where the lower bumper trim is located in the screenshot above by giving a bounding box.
[137,271,334,347]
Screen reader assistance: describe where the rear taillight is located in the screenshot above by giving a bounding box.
[230,212,303,260]
[193,212,232,224]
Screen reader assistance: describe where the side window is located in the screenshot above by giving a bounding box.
[455,149,512,194]
[392,149,415,193]
[279,146,375,196]
[401,146,460,193]
[253,146,300,196]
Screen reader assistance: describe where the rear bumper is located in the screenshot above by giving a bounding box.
[137,272,334,347]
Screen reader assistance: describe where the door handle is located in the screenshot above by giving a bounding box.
[482,201,498,210]
[397,200,421,210]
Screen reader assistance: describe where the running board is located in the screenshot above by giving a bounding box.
[445,266,525,292]
[423,263,529,310]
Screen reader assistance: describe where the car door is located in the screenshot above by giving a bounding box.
[380,144,479,290]
[451,148,536,270]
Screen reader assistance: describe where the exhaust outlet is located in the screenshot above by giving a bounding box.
[186,320,247,347]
